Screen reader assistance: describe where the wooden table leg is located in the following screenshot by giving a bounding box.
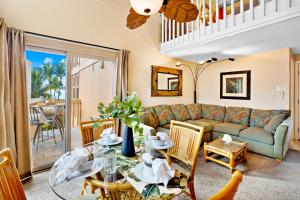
[230,154,235,174]
[203,143,207,163]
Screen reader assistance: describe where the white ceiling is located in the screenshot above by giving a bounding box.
[163,15,300,63]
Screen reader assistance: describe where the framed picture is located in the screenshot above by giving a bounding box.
[220,70,251,100]
[168,77,179,90]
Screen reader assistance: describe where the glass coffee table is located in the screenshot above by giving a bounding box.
[203,137,247,173]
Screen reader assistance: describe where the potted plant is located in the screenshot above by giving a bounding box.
[96,92,144,157]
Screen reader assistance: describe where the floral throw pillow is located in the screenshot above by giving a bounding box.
[153,105,175,126]
[225,107,251,125]
[250,109,275,128]
[141,107,159,128]
[201,104,226,122]
[186,103,201,120]
[170,104,191,121]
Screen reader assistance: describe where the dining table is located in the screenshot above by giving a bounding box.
[49,141,190,200]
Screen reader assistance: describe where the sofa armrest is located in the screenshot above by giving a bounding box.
[139,123,157,137]
[274,117,292,160]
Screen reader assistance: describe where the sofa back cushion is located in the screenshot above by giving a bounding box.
[250,109,290,128]
[201,104,226,122]
[186,103,201,120]
[170,104,191,121]
[153,105,175,126]
[141,107,159,129]
[225,107,251,125]
[264,114,286,134]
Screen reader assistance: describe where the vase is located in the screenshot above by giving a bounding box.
[121,126,136,157]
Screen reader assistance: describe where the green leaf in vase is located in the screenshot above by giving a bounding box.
[141,184,160,199]
[128,172,140,182]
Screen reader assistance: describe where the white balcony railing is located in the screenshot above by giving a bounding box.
[161,0,300,53]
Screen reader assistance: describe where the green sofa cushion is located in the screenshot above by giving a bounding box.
[201,104,226,122]
[153,105,175,126]
[156,127,170,135]
[170,104,191,121]
[186,103,201,120]
[163,124,171,129]
[224,107,251,125]
[240,127,274,145]
[197,118,223,126]
[264,114,285,134]
[213,123,248,136]
[141,107,159,128]
[250,109,290,128]
[185,120,213,132]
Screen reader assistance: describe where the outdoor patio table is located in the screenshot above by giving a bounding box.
[49,143,189,200]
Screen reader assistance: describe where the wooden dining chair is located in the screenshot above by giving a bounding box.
[160,120,204,200]
[80,177,143,200]
[80,118,116,145]
[208,171,243,200]
[0,148,27,200]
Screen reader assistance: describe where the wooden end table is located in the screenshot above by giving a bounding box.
[203,137,247,173]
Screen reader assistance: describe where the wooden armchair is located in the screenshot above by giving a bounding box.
[0,148,27,200]
[81,177,142,200]
[208,171,243,200]
[80,119,116,145]
[160,120,204,200]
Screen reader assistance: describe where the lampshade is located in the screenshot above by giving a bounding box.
[130,0,164,16]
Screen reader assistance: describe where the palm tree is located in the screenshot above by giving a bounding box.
[53,62,66,99]
[31,68,48,98]
[43,63,55,97]
[31,61,66,100]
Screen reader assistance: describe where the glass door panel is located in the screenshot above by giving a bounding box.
[26,47,66,171]
[69,55,115,149]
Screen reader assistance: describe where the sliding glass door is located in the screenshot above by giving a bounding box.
[25,34,118,171]
[26,47,67,171]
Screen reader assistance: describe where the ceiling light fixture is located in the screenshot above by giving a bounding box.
[130,0,164,16]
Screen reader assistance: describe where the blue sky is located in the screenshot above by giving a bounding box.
[26,50,66,68]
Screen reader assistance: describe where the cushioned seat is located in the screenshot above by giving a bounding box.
[163,124,170,129]
[213,123,248,136]
[185,120,213,132]
[197,119,223,126]
[156,127,170,135]
[239,127,274,145]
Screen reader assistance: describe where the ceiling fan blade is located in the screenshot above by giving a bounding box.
[163,0,199,23]
[126,8,150,30]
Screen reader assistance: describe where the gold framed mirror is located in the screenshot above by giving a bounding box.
[151,65,182,96]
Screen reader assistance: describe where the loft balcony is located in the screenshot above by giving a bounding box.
[160,0,300,61]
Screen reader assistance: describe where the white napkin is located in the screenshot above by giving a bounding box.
[101,127,113,137]
[222,134,232,144]
[52,147,100,186]
[142,153,153,164]
[156,132,169,141]
[101,128,117,142]
[152,158,175,187]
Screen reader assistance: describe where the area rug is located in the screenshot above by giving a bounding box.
[24,149,300,200]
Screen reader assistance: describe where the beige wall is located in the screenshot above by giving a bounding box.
[79,61,114,121]
[0,0,195,107]
[198,48,291,109]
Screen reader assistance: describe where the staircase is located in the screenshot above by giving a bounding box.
[160,0,300,61]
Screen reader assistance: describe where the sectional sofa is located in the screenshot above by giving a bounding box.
[140,103,292,160]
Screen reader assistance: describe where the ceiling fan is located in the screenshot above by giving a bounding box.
[127,0,199,29]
